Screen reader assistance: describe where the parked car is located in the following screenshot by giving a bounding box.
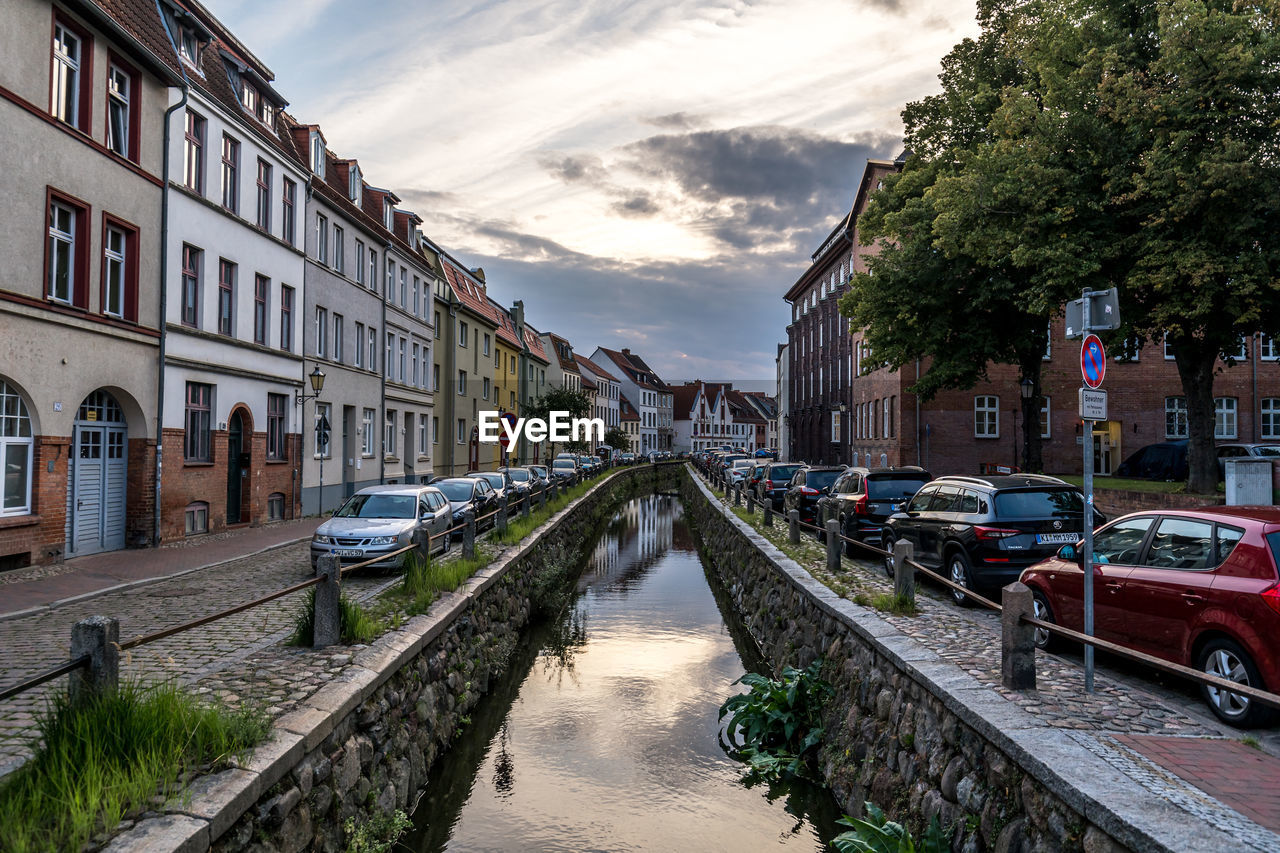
[497,466,534,497]
[550,458,579,484]
[1217,443,1280,460]
[1115,440,1189,481]
[782,466,844,525]
[743,461,770,496]
[311,485,451,570]
[1020,506,1280,727]
[434,477,500,533]
[883,475,1105,606]
[756,462,805,510]
[728,458,756,485]
[816,467,933,556]
[620,453,636,464]
[528,464,550,485]
[466,470,513,500]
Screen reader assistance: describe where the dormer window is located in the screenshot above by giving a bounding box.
[409,223,418,245]
[179,26,199,65]
[349,165,361,204]
[309,132,324,178]
[383,199,393,231]
[240,83,258,115]
[259,101,275,126]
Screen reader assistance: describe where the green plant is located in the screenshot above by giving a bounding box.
[1242,735,1261,751]
[719,659,833,782]
[870,593,918,617]
[343,809,412,853]
[0,682,269,853]
[832,801,947,853]
[289,589,382,646]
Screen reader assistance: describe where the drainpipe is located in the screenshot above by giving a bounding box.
[380,240,391,484]
[915,358,922,467]
[1252,333,1260,442]
[153,0,190,547]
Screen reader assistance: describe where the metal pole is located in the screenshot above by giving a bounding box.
[1081,287,1096,693]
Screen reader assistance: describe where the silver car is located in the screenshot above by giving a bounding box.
[311,485,451,570]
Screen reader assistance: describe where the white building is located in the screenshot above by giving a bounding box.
[575,355,621,451]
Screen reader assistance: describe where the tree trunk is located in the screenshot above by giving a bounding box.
[1018,357,1044,473]
[1174,343,1218,495]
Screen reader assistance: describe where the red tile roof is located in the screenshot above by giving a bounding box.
[487,298,523,349]
[596,347,661,391]
[671,383,701,418]
[574,355,619,384]
[544,333,580,374]
[619,394,640,422]
[441,259,497,326]
[523,325,549,364]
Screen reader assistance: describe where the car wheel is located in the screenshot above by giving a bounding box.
[882,531,896,579]
[1197,638,1275,728]
[947,549,975,607]
[1030,590,1059,652]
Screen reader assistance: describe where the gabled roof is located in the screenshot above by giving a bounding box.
[90,0,185,82]
[619,394,640,422]
[727,390,765,423]
[522,324,550,364]
[671,383,702,419]
[596,347,661,391]
[574,355,619,384]
[440,259,498,327]
[487,298,523,349]
[543,333,580,374]
[579,371,598,391]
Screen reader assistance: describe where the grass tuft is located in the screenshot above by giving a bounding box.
[289,588,382,646]
[0,682,269,853]
[869,592,919,616]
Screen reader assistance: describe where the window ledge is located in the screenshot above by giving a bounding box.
[265,458,289,465]
[184,460,215,467]
[0,514,41,530]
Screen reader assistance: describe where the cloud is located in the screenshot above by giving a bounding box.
[538,153,609,185]
[642,112,709,130]
[611,193,661,218]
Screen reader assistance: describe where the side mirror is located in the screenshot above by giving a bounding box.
[1057,543,1082,563]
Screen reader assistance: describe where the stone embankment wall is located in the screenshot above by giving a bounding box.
[107,464,680,853]
[680,469,1232,853]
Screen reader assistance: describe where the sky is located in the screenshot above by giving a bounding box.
[209,0,979,387]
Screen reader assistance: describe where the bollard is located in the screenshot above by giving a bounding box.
[463,510,476,560]
[788,510,800,545]
[893,540,916,604]
[826,519,841,572]
[746,490,755,513]
[537,482,546,510]
[763,502,773,528]
[313,554,341,648]
[550,480,559,501]
[69,616,119,703]
[521,491,531,519]
[733,484,742,506]
[1002,582,1037,690]
[497,495,509,536]
[413,527,432,561]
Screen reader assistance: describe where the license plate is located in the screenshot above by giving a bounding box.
[333,549,364,557]
[891,504,903,512]
[1035,533,1078,544]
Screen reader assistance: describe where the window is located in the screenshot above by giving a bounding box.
[240,82,258,114]
[267,492,284,521]
[385,258,394,300]
[1165,397,1188,439]
[384,410,397,457]
[483,333,491,356]
[0,381,34,516]
[310,132,325,177]
[280,285,294,351]
[1164,337,1177,360]
[1042,324,1052,361]
[333,314,344,364]
[400,268,407,307]
[217,259,235,336]
[433,363,440,392]
[385,332,394,380]
[1262,335,1277,361]
[267,393,287,460]
[316,213,328,264]
[1215,397,1237,439]
[362,408,375,455]
[457,418,466,444]
[399,338,406,381]
[355,240,366,284]
[383,198,393,230]
[1144,517,1216,570]
[368,326,377,372]
[413,277,421,317]
[101,222,132,319]
[220,135,239,212]
[1262,398,1280,440]
[368,249,377,290]
[47,198,80,305]
[333,226,345,273]
[315,307,328,358]
[1040,397,1051,439]
[432,416,439,445]
[184,502,208,535]
[411,343,419,386]
[458,370,467,396]
[974,395,999,438]
[483,377,491,400]
[314,402,332,458]
[178,26,199,64]
[1223,337,1248,362]
[181,244,201,326]
[107,61,137,159]
[184,382,212,461]
[883,398,891,438]
[253,275,268,345]
[418,418,428,456]
[52,19,89,131]
[354,322,365,367]
[434,311,441,339]
[459,321,469,347]
[282,178,296,246]
[349,164,361,202]
[255,159,271,230]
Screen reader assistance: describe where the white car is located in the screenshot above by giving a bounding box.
[311,485,451,570]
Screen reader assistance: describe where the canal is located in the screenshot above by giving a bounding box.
[403,494,843,852]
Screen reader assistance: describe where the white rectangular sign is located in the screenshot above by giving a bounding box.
[1079,388,1107,422]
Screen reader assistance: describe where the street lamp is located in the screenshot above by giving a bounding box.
[296,365,326,404]
[1017,377,1035,472]
[296,365,327,514]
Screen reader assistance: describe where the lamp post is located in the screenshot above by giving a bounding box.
[296,365,327,514]
[1018,376,1035,472]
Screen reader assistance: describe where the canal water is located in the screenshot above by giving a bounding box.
[404,495,843,852]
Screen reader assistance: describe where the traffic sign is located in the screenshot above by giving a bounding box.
[498,411,518,449]
[1065,288,1121,338]
[314,414,331,451]
[1081,334,1106,389]
[1078,388,1107,422]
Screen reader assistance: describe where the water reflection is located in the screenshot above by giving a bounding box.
[406,495,841,853]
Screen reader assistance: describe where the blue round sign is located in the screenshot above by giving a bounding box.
[1081,334,1106,389]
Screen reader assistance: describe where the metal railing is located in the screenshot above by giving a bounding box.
[694,464,1280,715]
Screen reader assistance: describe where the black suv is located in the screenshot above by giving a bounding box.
[816,467,933,556]
[881,475,1105,605]
[755,462,804,510]
[782,466,844,525]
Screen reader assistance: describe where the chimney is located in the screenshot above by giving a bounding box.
[621,348,631,356]
[510,300,524,331]
[470,267,486,283]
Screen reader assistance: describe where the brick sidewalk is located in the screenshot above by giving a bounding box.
[0,518,322,620]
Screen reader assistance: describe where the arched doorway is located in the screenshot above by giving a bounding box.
[70,390,127,555]
[227,408,251,525]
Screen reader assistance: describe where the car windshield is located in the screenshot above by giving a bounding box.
[553,460,574,469]
[437,482,474,501]
[474,473,503,488]
[335,494,416,519]
[806,470,841,490]
[1253,445,1280,458]
[732,460,754,470]
[508,469,530,482]
[768,465,801,481]
[868,477,931,500]
[994,488,1084,518]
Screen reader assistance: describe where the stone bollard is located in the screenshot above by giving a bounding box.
[893,540,916,604]
[70,616,119,704]
[550,480,559,501]
[313,554,341,649]
[826,519,841,572]
[463,510,476,560]
[537,483,546,510]
[497,495,509,536]
[746,491,755,513]
[733,484,742,506]
[763,502,773,528]
[1002,582,1037,690]
[412,527,432,561]
[521,490,531,519]
[788,510,800,545]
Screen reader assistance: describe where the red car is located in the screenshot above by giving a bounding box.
[1019,506,1280,728]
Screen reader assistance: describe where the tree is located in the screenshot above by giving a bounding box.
[523,386,593,457]
[603,427,631,453]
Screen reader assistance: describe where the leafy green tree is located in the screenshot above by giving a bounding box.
[603,427,631,452]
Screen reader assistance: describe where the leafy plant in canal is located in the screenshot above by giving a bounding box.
[343,809,411,853]
[718,658,833,782]
[831,801,947,853]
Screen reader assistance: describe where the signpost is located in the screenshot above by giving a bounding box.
[499,411,517,465]
[1080,334,1106,389]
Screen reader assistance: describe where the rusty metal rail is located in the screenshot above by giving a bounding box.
[0,655,89,702]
